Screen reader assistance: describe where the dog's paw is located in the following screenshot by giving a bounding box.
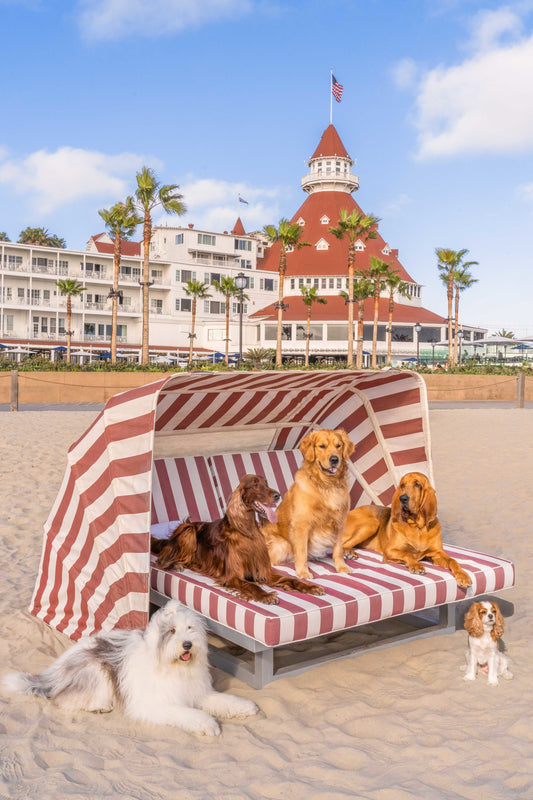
[344,548,359,560]
[307,584,325,596]
[196,717,222,736]
[463,673,476,681]
[263,592,279,605]
[409,564,426,575]
[456,571,472,587]
[336,563,351,574]
[229,698,259,718]
[296,569,313,581]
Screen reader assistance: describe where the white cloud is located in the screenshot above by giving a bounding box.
[77,0,253,41]
[410,6,533,158]
[0,146,150,214]
[381,193,412,217]
[154,176,282,232]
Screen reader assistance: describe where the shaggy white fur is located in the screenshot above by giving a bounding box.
[3,600,258,735]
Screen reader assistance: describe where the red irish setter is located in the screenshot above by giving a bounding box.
[151,474,325,604]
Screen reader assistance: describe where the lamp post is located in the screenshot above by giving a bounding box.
[457,329,463,365]
[429,338,436,369]
[414,322,422,365]
[235,272,248,368]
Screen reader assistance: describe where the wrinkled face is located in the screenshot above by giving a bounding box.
[240,474,280,524]
[306,430,349,476]
[397,472,428,517]
[156,602,207,666]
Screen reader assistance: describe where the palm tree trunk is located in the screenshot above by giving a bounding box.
[111,235,120,364]
[141,210,151,365]
[371,283,380,368]
[66,297,72,364]
[305,310,311,367]
[356,305,364,369]
[454,288,460,366]
[275,250,286,367]
[347,246,355,368]
[224,294,230,366]
[447,275,453,368]
[188,298,197,365]
[387,294,394,365]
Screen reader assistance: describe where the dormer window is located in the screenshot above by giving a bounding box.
[297,217,305,226]
[354,239,365,251]
[382,244,391,255]
[285,245,294,253]
[320,215,330,225]
[316,238,329,250]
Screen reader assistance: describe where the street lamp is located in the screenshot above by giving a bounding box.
[429,338,437,369]
[414,322,422,365]
[457,329,464,365]
[235,272,249,368]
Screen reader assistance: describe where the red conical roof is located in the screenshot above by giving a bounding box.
[231,217,246,235]
[310,124,351,160]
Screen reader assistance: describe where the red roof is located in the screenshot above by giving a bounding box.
[257,191,416,283]
[231,217,246,235]
[251,295,445,325]
[89,234,141,257]
[310,124,351,160]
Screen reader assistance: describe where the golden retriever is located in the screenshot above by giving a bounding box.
[342,471,472,586]
[261,429,355,580]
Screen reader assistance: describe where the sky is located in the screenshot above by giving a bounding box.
[1,0,533,335]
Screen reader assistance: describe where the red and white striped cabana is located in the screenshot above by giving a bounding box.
[30,369,434,641]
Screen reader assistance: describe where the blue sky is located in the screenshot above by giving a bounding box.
[1,0,533,334]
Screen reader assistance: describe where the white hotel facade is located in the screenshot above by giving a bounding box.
[0,124,484,363]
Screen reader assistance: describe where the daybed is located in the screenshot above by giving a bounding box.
[30,370,515,688]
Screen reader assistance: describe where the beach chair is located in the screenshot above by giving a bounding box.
[30,370,515,687]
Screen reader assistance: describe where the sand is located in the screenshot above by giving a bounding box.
[0,408,532,800]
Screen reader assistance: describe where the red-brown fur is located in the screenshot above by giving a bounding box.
[151,474,325,604]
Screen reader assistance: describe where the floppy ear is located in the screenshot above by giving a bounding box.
[464,603,484,637]
[390,484,403,523]
[335,429,355,460]
[492,603,505,640]
[420,482,438,527]
[299,431,317,462]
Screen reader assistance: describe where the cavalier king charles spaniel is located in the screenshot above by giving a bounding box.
[463,600,513,686]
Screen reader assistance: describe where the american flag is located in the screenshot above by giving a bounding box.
[332,74,344,103]
[238,195,249,204]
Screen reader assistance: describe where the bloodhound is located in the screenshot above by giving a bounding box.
[343,471,472,587]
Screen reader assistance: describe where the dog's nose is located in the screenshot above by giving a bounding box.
[330,455,340,466]
[182,640,192,651]
[400,494,409,504]
[272,492,281,503]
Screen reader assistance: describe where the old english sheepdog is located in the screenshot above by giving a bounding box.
[3,600,258,736]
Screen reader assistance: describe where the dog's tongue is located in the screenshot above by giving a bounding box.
[266,505,277,524]
[180,652,191,662]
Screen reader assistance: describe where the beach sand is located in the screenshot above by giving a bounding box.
[0,408,532,800]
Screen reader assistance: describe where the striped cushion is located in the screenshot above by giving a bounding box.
[150,545,515,648]
[151,457,224,523]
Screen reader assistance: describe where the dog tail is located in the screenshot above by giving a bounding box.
[3,671,54,698]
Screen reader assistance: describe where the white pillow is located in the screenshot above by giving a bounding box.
[150,520,181,540]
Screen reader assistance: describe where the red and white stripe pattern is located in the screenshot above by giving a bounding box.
[151,546,515,648]
[29,370,436,640]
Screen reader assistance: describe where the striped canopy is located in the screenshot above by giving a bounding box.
[30,369,432,640]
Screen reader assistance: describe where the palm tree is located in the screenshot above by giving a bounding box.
[56,279,85,363]
[436,248,478,367]
[384,271,411,365]
[134,166,187,364]
[98,198,141,364]
[184,280,211,365]
[495,329,515,339]
[0,232,10,241]
[18,227,66,247]
[340,278,374,368]
[329,209,380,367]
[262,219,310,367]
[212,276,249,365]
[243,347,275,369]
[451,266,478,364]
[300,286,327,367]
[358,256,393,368]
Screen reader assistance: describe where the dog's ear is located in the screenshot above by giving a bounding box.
[420,482,438,527]
[390,485,403,523]
[335,429,355,460]
[493,603,505,640]
[464,603,484,637]
[299,431,317,461]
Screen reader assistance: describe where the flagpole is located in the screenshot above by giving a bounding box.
[330,67,333,125]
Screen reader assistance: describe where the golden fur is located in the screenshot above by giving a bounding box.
[261,429,355,580]
[343,471,472,587]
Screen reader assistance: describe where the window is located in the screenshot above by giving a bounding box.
[329,278,334,288]
[198,234,216,246]
[238,259,252,270]
[298,278,304,287]
[208,301,224,314]
[320,215,330,225]
[355,240,365,251]
[175,234,183,244]
[41,317,47,333]
[180,298,191,312]
[151,269,163,281]
[296,324,323,341]
[314,278,319,288]
[290,279,295,290]
[321,278,327,289]
[84,323,96,335]
[150,299,163,313]
[327,324,349,341]
[234,239,252,251]
[58,318,65,334]
[260,278,275,291]
[178,269,196,283]
[264,324,291,341]
[209,273,221,285]
[316,239,329,250]
[5,314,13,332]
[232,302,248,314]
[297,217,305,226]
